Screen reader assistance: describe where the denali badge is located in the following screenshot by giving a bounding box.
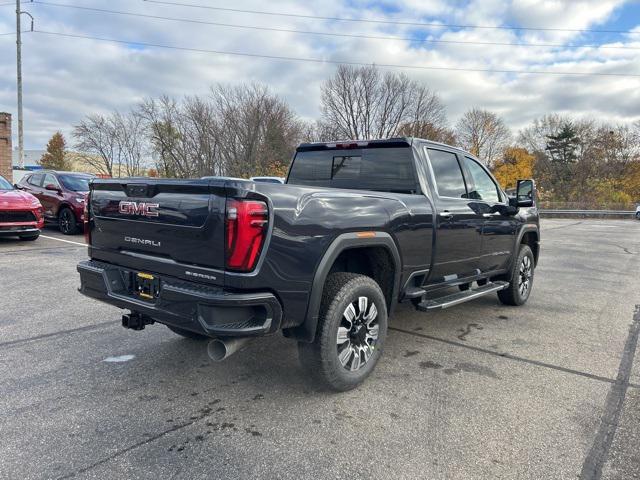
[124,236,161,247]
[119,201,160,217]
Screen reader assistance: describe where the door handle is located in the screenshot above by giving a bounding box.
[439,211,453,220]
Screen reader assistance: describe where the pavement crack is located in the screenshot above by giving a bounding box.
[56,402,224,479]
[388,326,639,388]
[579,305,640,480]
[610,244,636,255]
[0,321,118,349]
[543,221,583,231]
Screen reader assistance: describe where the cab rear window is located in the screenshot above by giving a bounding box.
[287,147,418,194]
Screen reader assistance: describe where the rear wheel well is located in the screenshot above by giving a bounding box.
[326,246,395,310]
[520,231,539,265]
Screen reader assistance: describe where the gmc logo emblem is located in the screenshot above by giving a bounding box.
[118,201,160,217]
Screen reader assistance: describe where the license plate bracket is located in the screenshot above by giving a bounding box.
[134,272,160,301]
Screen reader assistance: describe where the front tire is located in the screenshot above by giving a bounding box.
[58,208,78,235]
[498,244,535,306]
[298,272,388,391]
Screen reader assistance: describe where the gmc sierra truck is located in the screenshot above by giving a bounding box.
[77,138,540,391]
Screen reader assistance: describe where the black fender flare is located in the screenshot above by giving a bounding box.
[288,232,402,343]
[512,224,540,268]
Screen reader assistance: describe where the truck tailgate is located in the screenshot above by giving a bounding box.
[88,179,226,285]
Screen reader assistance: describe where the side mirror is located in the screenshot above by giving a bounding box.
[45,183,60,192]
[13,183,20,189]
[516,179,535,208]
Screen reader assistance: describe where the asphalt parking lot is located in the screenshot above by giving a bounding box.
[1,219,639,480]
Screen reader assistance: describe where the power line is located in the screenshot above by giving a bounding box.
[143,0,640,36]
[32,29,640,78]
[31,1,640,51]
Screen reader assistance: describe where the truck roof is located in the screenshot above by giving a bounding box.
[296,137,470,155]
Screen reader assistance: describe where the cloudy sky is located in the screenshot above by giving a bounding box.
[0,0,639,149]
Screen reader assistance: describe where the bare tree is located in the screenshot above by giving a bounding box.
[210,83,303,178]
[138,95,219,178]
[456,108,511,166]
[398,84,450,141]
[73,111,150,177]
[138,85,303,178]
[73,114,118,176]
[112,110,149,177]
[319,65,448,140]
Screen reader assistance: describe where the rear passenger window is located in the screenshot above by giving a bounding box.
[29,173,43,187]
[426,149,467,198]
[462,157,501,203]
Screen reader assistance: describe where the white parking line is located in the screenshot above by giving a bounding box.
[40,235,87,247]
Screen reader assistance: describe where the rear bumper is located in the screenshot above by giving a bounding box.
[77,260,282,337]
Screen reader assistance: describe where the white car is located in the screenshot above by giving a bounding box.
[636,205,640,220]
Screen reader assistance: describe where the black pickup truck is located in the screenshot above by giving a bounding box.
[78,138,539,391]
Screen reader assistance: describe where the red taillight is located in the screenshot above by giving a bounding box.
[83,194,91,245]
[225,199,268,272]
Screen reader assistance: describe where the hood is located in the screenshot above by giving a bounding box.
[0,189,42,210]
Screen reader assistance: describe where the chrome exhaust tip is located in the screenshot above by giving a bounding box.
[207,337,250,362]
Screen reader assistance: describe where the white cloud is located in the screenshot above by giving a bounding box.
[0,0,638,149]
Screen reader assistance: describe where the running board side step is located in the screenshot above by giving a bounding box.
[416,281,509,311]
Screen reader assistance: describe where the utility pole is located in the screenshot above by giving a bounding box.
[16,0,23,169]
[15,0,33,170]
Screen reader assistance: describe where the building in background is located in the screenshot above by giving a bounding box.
[0,113,12,182]
[12,149,45,170]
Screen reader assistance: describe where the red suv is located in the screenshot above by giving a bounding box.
[18,170,93,235]
[0,174,44,240]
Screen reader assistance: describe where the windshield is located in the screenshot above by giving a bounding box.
[58,174,91,192]
[0,176,13,190]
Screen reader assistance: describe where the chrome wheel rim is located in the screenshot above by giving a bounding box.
[336,296,379,371]
[518,255,533,297]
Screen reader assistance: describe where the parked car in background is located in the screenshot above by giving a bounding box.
[636,204,640,219]
[17,170,93,235]
[250,176,285,184]
[0,174,44,241]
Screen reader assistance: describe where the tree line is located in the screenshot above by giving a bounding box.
[39,64,640,205]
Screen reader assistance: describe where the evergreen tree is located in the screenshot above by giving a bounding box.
[544,123,579,199]
[40,132,72,170]
[545,123,579,166]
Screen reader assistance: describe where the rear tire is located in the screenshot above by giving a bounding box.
[298,272,388,391]
[497,244,535,306]
[167,325,210,340]
[58,208,78,235]
[19,233,39,241]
